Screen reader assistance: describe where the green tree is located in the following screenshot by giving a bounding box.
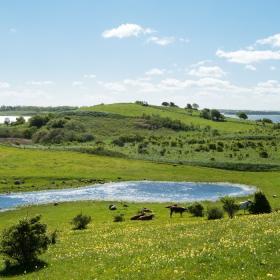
[210,109,225,121]
[29,115,50,128]
[0,215,51,267]
[237,112,248,120]
[192,103,199,110]
[249,192,272,214]
[185,103,192,110]
[221,196,239,218]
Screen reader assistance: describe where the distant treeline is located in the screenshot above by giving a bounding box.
[0,106,78,112]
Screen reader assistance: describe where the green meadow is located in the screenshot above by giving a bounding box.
[0,103,280,279]
[0,201,279,280]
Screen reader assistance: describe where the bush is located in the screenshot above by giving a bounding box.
[29,115,50,128]
[71,213,92,230]
[249,192,272,214]
[188,202,204,217]
[221,196,239,218]
[0,215,51,266]
[50,230,58,244]
[207,207,224,220]
[113,213,125,222]
[142,114,197,132]
[259,151,269,158]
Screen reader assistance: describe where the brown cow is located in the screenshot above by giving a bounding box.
[166,204,187,217]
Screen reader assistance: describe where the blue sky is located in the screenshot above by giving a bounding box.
[1,1,280,109]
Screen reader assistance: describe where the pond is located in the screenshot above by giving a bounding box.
[0,181,256,211]
[0,116,31,124]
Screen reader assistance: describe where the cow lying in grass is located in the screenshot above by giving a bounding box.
[166,204,187,217]
[131,208,154,221]
[131,213,154,220]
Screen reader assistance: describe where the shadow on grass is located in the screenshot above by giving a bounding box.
[0,260,47,277]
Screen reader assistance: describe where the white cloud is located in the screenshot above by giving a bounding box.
[0,82,10,88]
[102,23,153,39]
[256,33,280,48]
[216,49,280,64]
[72,81,84,87]
[147,36,175,46]
[245,65,257,71]
[145,68,165,76]
[26,80,54,86]
[255,80,280,94]
[188,66,226,78]
[84,74,96,79]
[98,81,126,92]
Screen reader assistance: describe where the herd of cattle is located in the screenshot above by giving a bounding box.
[108,200,253,220]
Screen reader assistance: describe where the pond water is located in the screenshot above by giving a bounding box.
[225,114,280,122]
[0,181,255,211]
[0,116,31,124]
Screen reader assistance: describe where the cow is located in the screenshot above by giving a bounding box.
[130,213,154,221]
[239,200,253,213]
[166,204,187,218]
[109,204,117,210]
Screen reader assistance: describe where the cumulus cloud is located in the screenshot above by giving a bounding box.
[188,66,226,78]
[255,80,280,94]
[147,36,175,46]
[145,68,165,76]
[216,49,280,64]
[98,81,126,92]
[245,65,257,71]
[102,23,153,39]
[26,80,55,86]
[0,82,10,88]
[72,81,84,87]
[256,33,280,48]
[84,74,96,79]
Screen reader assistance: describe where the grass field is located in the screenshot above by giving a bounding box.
[0,201,279,279]
[0,145,280,207]
[0,104,280,279]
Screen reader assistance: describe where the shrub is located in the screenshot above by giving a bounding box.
[113,213,125,222]
[259,151,269,158]
[50,230,58,244]
[0,215,51,266]
[29,115,50,128]
[188,202,204,217]
[207,207,224,220]
[249,192,272,214]
[71,213,92,230]
[221,196,239,218]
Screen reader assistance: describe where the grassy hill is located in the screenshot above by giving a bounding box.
[1,102,280,171]
[81,103,255,133]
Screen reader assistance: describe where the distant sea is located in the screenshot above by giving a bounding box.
[224,114,280,123]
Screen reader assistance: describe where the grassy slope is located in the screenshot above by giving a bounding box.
[0,201,279,279]
[0,145,280,207]
[81,103,255,133]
